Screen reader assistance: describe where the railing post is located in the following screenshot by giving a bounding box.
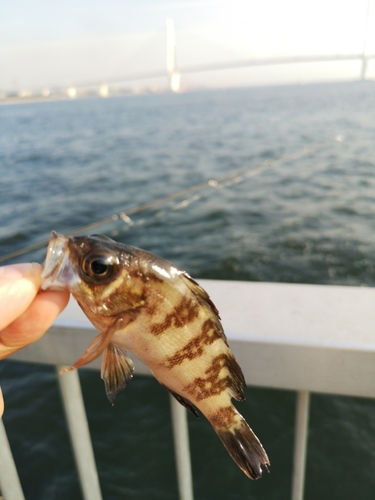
[57,367,102,500]
[292,391,310,500]
[169,395,194,500]
[0,418,25,500]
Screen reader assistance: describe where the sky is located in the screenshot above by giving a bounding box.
[1,0,375,91]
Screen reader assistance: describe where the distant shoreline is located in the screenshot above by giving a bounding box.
[1,78,372,107]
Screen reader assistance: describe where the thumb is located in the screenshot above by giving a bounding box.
[0,263,42,331]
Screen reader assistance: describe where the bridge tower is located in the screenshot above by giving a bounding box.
[166,18,181,92]
[361,0,371,80]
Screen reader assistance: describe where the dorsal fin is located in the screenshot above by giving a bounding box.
[180,273,229,347]
[180,273,221,318]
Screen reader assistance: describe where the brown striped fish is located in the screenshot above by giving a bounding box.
[41,231,269,479]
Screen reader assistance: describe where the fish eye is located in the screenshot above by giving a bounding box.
[82,254,114,280]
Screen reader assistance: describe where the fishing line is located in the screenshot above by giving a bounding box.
[0,139,332,263]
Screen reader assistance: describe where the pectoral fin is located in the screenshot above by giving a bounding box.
[60,329,114,374]
[101,343,134,404]
[60,317,127,375]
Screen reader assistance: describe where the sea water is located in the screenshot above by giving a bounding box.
[1,81,375,499]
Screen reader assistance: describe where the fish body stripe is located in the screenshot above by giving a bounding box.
[149,295,199,336]
[183,353,245,402]
[165,318,221,367]
[209,405,239,429]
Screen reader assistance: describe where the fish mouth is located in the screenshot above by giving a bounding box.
[41,231,79,291]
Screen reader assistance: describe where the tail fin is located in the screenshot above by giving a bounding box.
[215,416,270,479]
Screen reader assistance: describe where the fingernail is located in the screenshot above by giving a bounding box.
[0,263,40,280]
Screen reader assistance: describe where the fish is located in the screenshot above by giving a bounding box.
[41,231,269,479]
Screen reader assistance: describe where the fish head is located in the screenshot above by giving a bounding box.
[41,231,147,319]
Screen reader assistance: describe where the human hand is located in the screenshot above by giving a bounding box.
[0,263,70,417]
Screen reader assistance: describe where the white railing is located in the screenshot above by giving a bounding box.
[2,279,375,500]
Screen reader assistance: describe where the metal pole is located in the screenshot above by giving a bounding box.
[291,391,310,500]
[0,418,25,500]
[169,395,194,500]
[57,367,102,500]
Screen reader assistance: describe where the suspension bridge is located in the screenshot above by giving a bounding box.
[3,10,375,102]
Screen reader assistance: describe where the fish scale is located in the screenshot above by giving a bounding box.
[41,231,270,479]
